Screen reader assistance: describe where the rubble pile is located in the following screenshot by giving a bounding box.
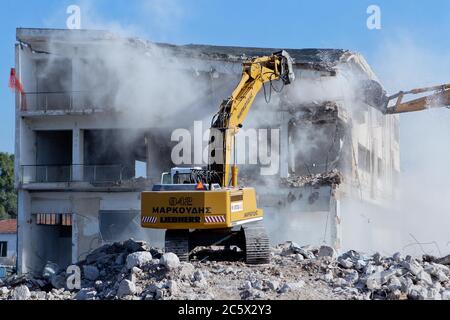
[280,169,343,188]
[0,239,449,300]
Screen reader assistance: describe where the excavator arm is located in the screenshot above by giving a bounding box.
[362,80,450,114]
[207,51,295,187]
[384,84,450,114]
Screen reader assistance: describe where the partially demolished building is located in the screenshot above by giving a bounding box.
[14,28,400,275]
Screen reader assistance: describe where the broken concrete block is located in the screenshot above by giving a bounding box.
[117,279,136,298]
[12,285,31,300]
[401,260,423,276]
[83,265,100,281]
[75,288,97,300]
[365,269,397,290]
[50,273,66,290]
[290,243,315,259]
[424,264,450,282]
[372,252,382,264]
[387,276,402,291]
[243,281,252,291]
[251,279,264,291]
[160,253,180,270]
[442,290,450,300]
[338,257,354,269]
[344,270,359,285]
[408,285,428,300]
[0,286,9,297]
[265,280,280,291]
[318,245,337,259]
[321,271,334,283]
[123,239,146,253]
[417,270,433,286]
[178,262,195,280]
[166,280,178,295]
[294,253,304,261]
[436,254,450,266]
[400,277,414,293]
[125,251,152,269]
[355,259,367,270]
[115,253,125,265]
[86,247,108,265]
[393,252,402,263]
[332,278,348,288]
[42,261,60,279]
[427,287,442,300]
[147,282,164,293]
[279,281,305,293]
[193,270,205,282]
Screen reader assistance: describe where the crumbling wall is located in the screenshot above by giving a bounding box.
[73,198,101,262]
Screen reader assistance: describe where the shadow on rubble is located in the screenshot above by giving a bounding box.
[190,247,244,263]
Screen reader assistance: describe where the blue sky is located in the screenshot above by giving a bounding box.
[1,0,450,158]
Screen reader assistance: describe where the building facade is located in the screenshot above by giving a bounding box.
[14,28,400,275]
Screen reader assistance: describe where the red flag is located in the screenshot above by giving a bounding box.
[8,68,15,89]
[8,68,24,93]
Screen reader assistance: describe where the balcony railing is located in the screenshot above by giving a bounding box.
[21,164,129,184]
[21,91,114,112]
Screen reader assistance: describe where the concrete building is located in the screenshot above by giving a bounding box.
[0,219,17,269]
[14,28,399,275]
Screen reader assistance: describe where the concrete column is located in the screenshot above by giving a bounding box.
[72,128,84,181]
[333,198,342,251]
[71,198,78,265]
[17,190,31,274]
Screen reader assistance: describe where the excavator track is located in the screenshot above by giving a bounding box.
[165,230,190,262]
[242,224,270,264]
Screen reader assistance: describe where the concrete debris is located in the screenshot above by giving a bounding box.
[1,239,450,300]
[436,255,450,266]
[117,279,137,298]
[338,257,354,269]
[280,169,342,188]
[0,287,10,296]
[75,288,97,300]
[126,251,153,269]
[265,280,280,291]
[160,253,180,270]
[83,265,100,281]
[42,262,60,279]
[12,285,31,300]
[279,281,305,293]
[318,245,337,259]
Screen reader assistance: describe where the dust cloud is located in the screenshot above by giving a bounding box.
[369,36,450,257]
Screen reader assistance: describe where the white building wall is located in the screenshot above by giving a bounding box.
[0,233,17,260]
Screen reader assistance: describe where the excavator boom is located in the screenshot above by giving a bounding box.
[207,50,295,187]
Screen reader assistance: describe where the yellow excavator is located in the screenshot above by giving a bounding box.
[141,51,295,263]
